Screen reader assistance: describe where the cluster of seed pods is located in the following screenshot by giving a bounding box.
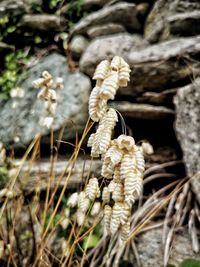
[32,71,63,128]
[86,57,144,241]
[68,57,145,241]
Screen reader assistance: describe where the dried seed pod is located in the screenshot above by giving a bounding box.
[124,173,143,206]
[101,161,114,178]
[32,78,45,89]
[89,86,107,122]
[120,221,130,241]
[85,178,100,201]
[103,144,123,166]
[102,186,110,203]
[119,58,131,87]
[67,192,79,208]
[0,188,8,198]
[78,192,90,213]
[117,135,135,152]
[134,146,145,173]
[120,154,137,180]
[104,205,112,234]
[42,70,52,81]
[93,60,110,81]
[110,203,121,234]
[113,165,121,181]
[99,71,119,100]
[141,141,154,155]
[112,182,124,202]
[110,56,121,72]
[90,202,101,216]
[87,133,95,147]
[90,108,118,157]
[76,210,86,226]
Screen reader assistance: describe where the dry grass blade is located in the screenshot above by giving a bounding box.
[188,209,199,253]
[163,225,175,267]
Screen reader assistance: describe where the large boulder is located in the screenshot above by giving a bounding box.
[144,0,200,43]
[174,78,200,203]
[0,53,91,148]
[70,2,148,37]
[80,35,200,96]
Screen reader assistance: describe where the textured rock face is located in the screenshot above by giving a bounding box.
[145,0,200,42]
[80,35,200,96]
[174,78,200,203]
[70,2,145,37]
[137,228,200,267]
[87,23,126,38]
[0,53,91,148]
[79,33,148,80]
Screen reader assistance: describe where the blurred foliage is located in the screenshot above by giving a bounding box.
[0,50,31,99]
[82,224,101,249]
[0,166,9,189]
[180,259,200,267]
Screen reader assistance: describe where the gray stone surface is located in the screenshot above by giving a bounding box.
[144,0,200,43]
[111,102,174,120]
[19,14,66,31]
[69,35,89,57]
[80,35,200,96]
[70,2,146,37]
[87,23,126,38]
[137,228,200,266]
[174,78,200,203]
[0,53,91,148]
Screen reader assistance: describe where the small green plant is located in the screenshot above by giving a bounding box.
[0,50,31,99]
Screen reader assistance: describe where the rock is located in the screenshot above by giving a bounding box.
[0,53,91,148]
[80,35,200,96]
[0,42,15,52]
[0,0,27,16]
[111,102,174,120]
[11,158,102,194]
[87,23,126,38]
[0,0,42,17]
[19,14,66,32]
[144,0,200,43]
[137,228,200,266]
[79,32,148,79]
[83,0,107,9]
[135,89,177,106]
[174,78,200,203]
[69,35,89,58]
[70,2,147,37]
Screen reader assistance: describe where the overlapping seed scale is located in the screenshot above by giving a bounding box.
[76,210,86,226]
[85,178,100,201]
[110,56,121,72]
[101,161,114,178]
[113,164,121,181]
[104,145,123,166]
[104,205,112,233]
[102,186,110,203]
[120,221,130,241]
[110,202,130,234]
[78,192,90,213]
[117,135,135,152]
[100,108,118,129]
[112,182,124,202]
[89,86,102,122]
[90,202,101,216]
[87,133,95,147]
[99,72,119,100]
[67,192,79,208]
[33,78,45,88]
[120,154,137,180]
[124,173,143,203]
[134,146,145,173]
[93,60,110,81]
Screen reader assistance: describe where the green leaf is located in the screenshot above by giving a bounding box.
[83,234,99,250]
[180,259,200,267]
